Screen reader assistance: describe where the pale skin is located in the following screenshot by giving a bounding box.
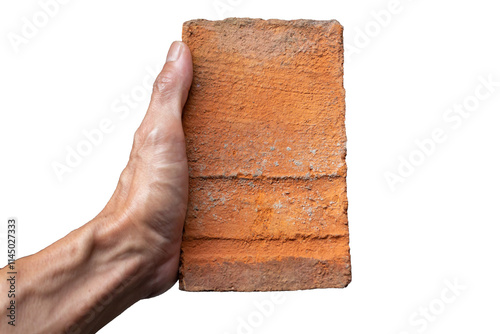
[0,41,193,333]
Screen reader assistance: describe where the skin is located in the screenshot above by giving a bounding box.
[0,41,193,333]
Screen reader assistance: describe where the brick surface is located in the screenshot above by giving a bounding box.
[179,18,350,291]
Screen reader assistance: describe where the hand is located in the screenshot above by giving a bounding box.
[98,41,193,297]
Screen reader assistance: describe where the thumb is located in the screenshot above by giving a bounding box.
[133,41,192,151]
[145,41,193,125]
[130,41,193,176]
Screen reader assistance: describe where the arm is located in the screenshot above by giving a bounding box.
[0,41,193,334]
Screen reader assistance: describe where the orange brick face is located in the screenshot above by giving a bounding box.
[179,18,351,291]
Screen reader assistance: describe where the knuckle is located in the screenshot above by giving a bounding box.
[153,70,179,96]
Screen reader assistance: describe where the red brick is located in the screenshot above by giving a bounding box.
[179,18,350,291]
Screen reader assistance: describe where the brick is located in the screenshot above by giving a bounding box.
[179,18,350,291]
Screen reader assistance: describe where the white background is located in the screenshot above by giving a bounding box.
[1,0,499,333]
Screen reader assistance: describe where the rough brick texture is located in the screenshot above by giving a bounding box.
[179,18,350,291]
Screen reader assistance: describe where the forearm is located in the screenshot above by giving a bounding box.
[0,214,157,334]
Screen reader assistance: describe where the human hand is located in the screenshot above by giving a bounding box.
[97,41,193,297]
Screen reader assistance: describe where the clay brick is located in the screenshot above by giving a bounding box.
[179,18,350,291]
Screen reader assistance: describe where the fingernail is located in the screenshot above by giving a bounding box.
[167,41,182,62]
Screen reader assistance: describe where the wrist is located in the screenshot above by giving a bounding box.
[90,208,181,298]
[89,211,152,296]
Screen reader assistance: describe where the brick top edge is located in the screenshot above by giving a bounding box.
[183,17,343,29]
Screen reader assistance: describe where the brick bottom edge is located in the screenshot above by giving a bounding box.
[179,256,351,292]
